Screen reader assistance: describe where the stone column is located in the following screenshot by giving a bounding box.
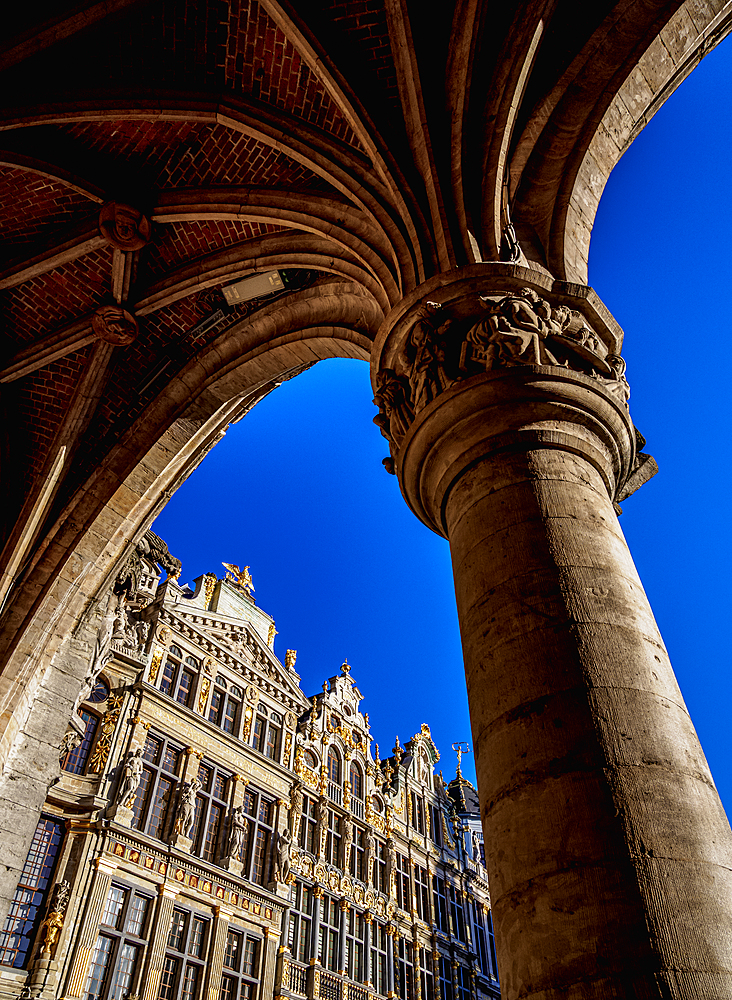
[373,264,732,999]
[62,858,116,997]
[385,925,395,999]
[310,887,323,964]
[338,900,349,975]
[260,926,279,1000]
[203,905,232,1000]
[363,912,372,987]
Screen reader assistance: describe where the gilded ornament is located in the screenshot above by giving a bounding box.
[285,649,297,669]
[267,621,277,647]
[203,573,217,610]
[242,706,254,742]
[89,694,124,773]
[222,562,255,596]
[283,731,293,767]
[198,677,211,715]
[148,645,164,685]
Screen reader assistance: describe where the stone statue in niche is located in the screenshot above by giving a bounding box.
[116,747,145,807]
[98,202,151,251]
[385,837,396,882]
[174,778,202,838]
[226,805,248,859]
[277,827,293,883]
[341,819,353,869]
[398,301,452,412]
[92,305,139,346]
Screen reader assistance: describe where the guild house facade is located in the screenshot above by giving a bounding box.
[0,535,499,1000]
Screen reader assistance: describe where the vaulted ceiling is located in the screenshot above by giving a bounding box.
[0,0,729,681]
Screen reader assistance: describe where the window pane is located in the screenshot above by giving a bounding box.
[251,829,270,885]
[130,768,153,830]
[224,931,241,971]
[148,776,175,840]
[177,671,194,707]
[160,660,176,696]
[221,976,237,1000]
[143,736,162,765]
[168,911,187,951]
[163,746,180,775]
[181,963,199,1000]
[110,941,140,1000]
[158,955,179,1000]
[223,700,239,735]
[126,895,149,937]
[190,918,206,958]
[242,939,257,977]
[84,934,113,1000]
[213,773,227,800]
[202,805,222,862]
[101,886,126,929]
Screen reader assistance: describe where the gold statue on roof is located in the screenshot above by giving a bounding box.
[222,563,255,596]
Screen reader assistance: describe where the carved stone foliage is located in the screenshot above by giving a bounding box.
[98,202,152,251]
[374,288,632,467]
[92,305,139,345]
[88,693,124,774]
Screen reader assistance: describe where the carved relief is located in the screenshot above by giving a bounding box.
[99,202,151,251]
[374,288,632,463]
[92,305,139,346]
[198,677,211,715]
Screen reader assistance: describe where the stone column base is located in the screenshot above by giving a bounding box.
[169,833,192,853]
[219,856,243,876]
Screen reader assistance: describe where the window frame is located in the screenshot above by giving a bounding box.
[221,925,261,1000]
[190,761,230,863]
[62,707,100,775]
[129,733,183,842]
[84,881,153,1000]
[238,787,275,886]
[158,906,210,1000]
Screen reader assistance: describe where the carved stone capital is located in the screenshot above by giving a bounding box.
[372,265,651,531]
[99,202,151,251]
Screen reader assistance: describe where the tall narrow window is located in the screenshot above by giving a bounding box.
[221,928,260,1000]
[130,733,182,841]
[318,895,339,972]
[159,908,209,1000]
[370,921,388,997]
[455,964,471,1000]
[298,796,318,855]
[396,937,414,1000]
[62,709,99,775]
[448,885,466,943]
[0,817,63,968]
[287,882,312,964]
[438,957,454,1000]
[414,864,430,922]
[373,841,387,894]
[325,810,342,866]
[395,854,411,912]
[344,908,365,983]
[327,747,342,804]
[350,825,365,882]
[409,792,425,835]
[84,883,151,1000]
[349,763,364,818]
[432,876,448,934]
[429,806,443,848]
[190,763,229,863]
[419,947,434,1000]
[238,788,275,885]
[209,676,241,737]
[252,705,280,761]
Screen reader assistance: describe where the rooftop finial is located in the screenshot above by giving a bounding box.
[341,659,351,675]
[452,741,470,778]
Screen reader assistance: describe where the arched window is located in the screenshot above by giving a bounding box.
[327,747,342,804]
[89,678,110,703]
[350,762,364,818]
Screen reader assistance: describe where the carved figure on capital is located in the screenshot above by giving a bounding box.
[398,301,452,412]
[462,288,560,371]
[174,778,202,839]
[598,354,631,406]
[373,368,414,450]
[59,730,83,762]
[116,747,144,807]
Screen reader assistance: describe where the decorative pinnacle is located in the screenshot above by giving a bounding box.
[341,659,351,675]
[393,735,403,764]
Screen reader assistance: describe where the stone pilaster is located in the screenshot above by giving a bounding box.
[338,900,349,975]
[385,925,395,999]
[260,926,279,1000]
[373,263,732,999]
[310,887,323,964]
[363,912,372,987]
[203,905,232,1000]
[62,858,116,998]
[140,885,177,1000]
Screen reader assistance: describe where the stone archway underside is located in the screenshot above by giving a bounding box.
[1,2,731,997]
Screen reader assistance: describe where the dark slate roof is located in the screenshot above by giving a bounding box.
[447,775,481,816]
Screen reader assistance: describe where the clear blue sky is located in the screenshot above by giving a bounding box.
[154,36,732,808]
